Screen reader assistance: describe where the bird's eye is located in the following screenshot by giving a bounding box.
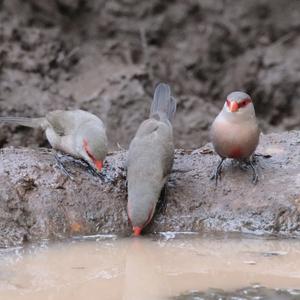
[239,101,246,108]
[226,100,230,107]
[238,99,251,108]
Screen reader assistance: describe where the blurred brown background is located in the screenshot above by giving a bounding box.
[0,0,300,150]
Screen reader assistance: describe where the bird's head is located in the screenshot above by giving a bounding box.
[77,124,108,171]
[127,197,155,237]
[224,91,254,115]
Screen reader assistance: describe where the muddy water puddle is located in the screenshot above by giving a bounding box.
[0,233,299,300]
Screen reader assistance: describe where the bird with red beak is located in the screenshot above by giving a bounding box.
[127,83,176,236]
[0,110,108,173]
[210,91,260,184]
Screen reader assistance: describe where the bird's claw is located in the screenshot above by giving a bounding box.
[252,173,258,184]
[245,158,259,185]
[210,170,221,185]
[210,158,225,186]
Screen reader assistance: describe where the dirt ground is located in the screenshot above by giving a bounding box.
[1,0,300,150]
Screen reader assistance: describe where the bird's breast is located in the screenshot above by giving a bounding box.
[210,117,259,159]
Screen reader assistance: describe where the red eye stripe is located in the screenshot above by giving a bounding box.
[226,99,230,107]
[86,148,94,160]
[238,98,252,108]
[83,139,96,160]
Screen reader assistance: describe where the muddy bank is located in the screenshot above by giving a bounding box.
[1,0,300,150]
[0,130,299,247]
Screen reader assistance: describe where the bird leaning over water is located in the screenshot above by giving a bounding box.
[127,83,176,236]
[0,110,108,175]
[210,91,260,184]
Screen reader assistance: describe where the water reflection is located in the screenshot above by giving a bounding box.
[122,238,167,300]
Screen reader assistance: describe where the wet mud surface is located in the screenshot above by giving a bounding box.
[174,285,300,300]
[1,0,300,150]
[0,131,299,247]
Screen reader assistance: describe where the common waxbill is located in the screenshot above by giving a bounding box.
[127,83,176,236]
[210,91,260,183]
[0,110,108,172]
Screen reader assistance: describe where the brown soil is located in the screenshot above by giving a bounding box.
[1,0,300,150]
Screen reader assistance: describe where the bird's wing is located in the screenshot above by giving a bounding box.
[45,111,69,136]
[46,110,95,136]
[129,118,174,180]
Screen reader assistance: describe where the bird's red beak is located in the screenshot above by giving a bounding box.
[133,226,142,236]
[94,160,103,171]
[229,101,239,112]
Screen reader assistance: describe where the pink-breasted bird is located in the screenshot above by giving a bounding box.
[0,110,108,172]
[210,91,260,184]
[127,83,176,236]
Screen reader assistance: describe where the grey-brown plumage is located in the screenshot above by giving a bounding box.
[210,91,260,183]
[127,83,176,236]
[0,110,108,171]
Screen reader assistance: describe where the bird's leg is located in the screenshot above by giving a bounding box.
[157,185,168,215]
[244,157,259,184]
[238,160,249,171]
[54,153,74,180]
[210,157,226,185]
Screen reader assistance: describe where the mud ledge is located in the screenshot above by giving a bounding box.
[1,130,300,247]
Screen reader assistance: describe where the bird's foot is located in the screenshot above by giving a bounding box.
[238,161,250,171]
[210,169,222,185]
[54,153,74,180]
[243,158,259,184]
[210,158,225,186]
[249,159,259,184]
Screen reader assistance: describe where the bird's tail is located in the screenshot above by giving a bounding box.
[150,83,176,123]
[0,116,46,129]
